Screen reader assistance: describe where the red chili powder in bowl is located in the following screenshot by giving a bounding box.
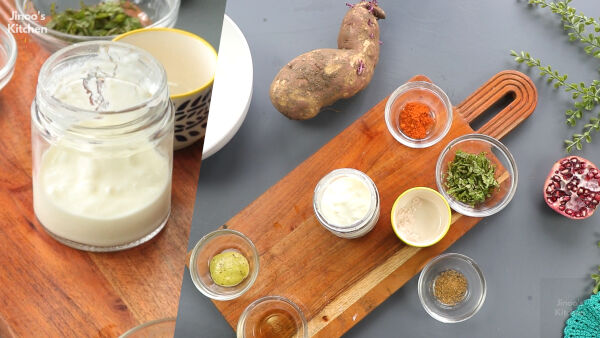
[399,102,434,139]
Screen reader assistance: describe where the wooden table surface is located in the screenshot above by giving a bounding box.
[0,3,202,336]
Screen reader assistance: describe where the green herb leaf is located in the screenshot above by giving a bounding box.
[46,1,144,37]
[593,266,600,294]
[444,151,499,207]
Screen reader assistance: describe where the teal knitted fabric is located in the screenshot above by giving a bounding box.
[564,293,600,337]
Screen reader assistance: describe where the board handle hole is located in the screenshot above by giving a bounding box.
[469,92,516,132]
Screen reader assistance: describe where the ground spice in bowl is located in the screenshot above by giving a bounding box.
[433,269,468,306]
[399,101,434,139]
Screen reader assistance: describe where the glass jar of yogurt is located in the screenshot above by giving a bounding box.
[31,41,174,251]
[313,168,380,239]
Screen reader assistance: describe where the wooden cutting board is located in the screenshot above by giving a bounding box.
[0,4,202,336]
[210,70,537,337]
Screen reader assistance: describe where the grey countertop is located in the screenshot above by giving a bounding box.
[178,0,226,51]
[176,1,600,337]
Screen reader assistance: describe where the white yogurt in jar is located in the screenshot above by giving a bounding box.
[319,176,371,227]
[34,76,172,246]
[314,168,380,239]
[34,145,171,247]
[32,42,173,249]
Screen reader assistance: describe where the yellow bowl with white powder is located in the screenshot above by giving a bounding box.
[391,187,451,247]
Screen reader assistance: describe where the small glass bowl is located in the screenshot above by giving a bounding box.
[385,81,452,148]
[120,317,175,338]
[418,253,486,323]
[0,24,17,92]
[313,168,380,239]
[15,0,180,52]
[189,229,259,301]
[237,296,308,338]
[435,133,518,217]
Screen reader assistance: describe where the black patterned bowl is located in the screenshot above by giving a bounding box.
[172,86,213,149]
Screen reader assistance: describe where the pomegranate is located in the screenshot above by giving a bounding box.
[544,156,600,219]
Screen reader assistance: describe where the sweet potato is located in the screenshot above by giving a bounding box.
[270,1,386,120]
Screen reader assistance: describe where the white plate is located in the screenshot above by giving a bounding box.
[203,15,253,159]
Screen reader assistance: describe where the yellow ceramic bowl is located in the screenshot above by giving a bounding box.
[114,28,218,150]
[391,187,451,247]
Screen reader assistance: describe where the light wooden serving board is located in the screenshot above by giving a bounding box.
[0,4,203,336]
[210,70,537,337]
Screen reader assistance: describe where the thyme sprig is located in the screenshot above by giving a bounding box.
[510,51,599,126]
[511,50,600,152]
[528,0,600,58]
[567,115,600,152]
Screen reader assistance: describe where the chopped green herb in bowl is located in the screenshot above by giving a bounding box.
[444,150,500,207]
[15,0,179,53]
[46,1,146,36]
[435,133,518,218]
